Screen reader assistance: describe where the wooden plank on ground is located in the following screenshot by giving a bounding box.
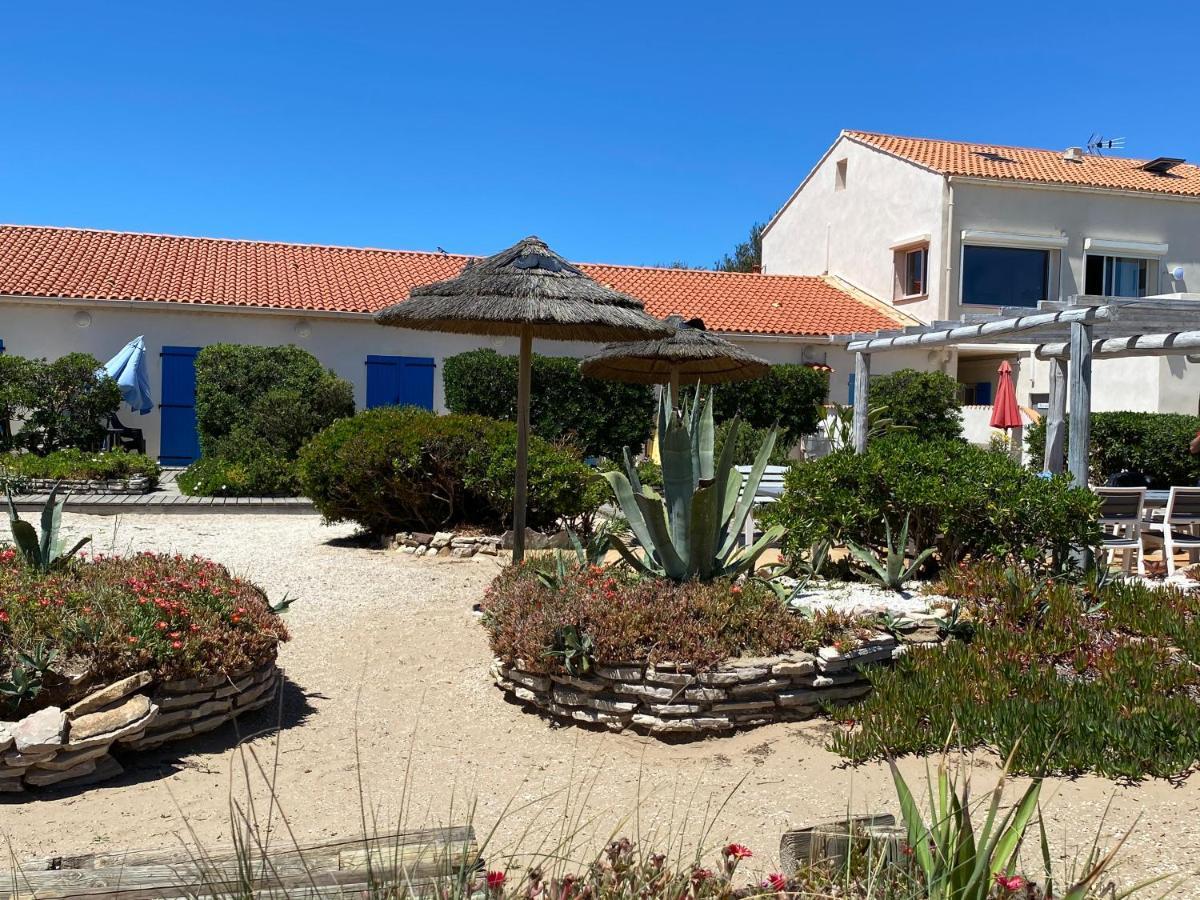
[0,826,479,899]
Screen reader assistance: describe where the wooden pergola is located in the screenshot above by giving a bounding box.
[828,295,1200,486]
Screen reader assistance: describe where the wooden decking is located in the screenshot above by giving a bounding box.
[9,468,315,515]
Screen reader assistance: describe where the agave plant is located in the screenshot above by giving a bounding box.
[5,482,91,573]
[602,388,783,583]
[891,748,1150,900]
[845,514,933,591]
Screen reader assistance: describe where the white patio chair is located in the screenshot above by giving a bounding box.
[1093,487,1145,575]
[1140,486,1200,575]
[736,464,789,546]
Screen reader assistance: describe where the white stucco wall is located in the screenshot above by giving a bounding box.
[2,297,891,461]
[951,180,1200,414]
[0,297,606,460]
[762,134,947,324]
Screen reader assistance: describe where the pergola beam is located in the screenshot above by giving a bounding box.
[1035,331,1200,360]
[844,305,1115,353]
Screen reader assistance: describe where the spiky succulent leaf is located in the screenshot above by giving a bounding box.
[689,481,720,581]
[602,470,656,561]
[633,491,687,581]
[659,409,695,566]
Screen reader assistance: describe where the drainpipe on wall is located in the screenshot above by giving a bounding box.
[940,178,955,320]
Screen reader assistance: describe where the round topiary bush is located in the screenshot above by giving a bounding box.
[297,406,600,536]
[0,548,288,720]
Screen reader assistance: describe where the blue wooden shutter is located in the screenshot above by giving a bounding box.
[847,372,856,405]
[975,381,993,405]
[366,356,435,410]
[159,345,202,465]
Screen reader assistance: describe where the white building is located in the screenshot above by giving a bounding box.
[762,130,1200,433]
[0,225,922,463]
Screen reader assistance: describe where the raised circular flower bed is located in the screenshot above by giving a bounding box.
[0,549,289,794]
[0,658,279,793]
[493,635,915,736]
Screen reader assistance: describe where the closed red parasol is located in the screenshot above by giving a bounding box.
[989,360,1023,430]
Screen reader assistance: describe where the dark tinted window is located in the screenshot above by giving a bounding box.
[962,246,1049,307]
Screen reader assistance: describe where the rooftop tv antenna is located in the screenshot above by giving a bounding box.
[1086,133,1126,155]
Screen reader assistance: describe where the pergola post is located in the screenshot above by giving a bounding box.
[1067,321,1093,487]
[1044,356,1068,473]
[853,351,870,454]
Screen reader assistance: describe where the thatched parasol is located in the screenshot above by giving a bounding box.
[580,315,770,403]
[374,235,671,563]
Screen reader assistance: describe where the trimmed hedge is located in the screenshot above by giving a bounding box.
[181,344,355,497]
[0,353,122,454]
[708,364,828,443]
[761,434,1100,571]
[297,406,599,535]
[1026,411,1200,488]
[443,349,654,459]
[869,368,962,439]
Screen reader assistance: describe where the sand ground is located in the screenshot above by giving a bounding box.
[1,512,1197,894]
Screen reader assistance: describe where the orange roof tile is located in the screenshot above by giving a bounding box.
[0,225,904,337]
[847,131,1200,198]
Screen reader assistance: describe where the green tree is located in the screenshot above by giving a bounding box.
[714,222,765,273]
[17,354,122,454]
[870,369,962,440]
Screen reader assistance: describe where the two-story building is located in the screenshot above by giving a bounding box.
[762,130,1200,427]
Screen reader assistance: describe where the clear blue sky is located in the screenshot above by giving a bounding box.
[2,1,1195,268]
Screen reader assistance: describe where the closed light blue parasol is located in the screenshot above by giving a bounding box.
[99,336,153,415]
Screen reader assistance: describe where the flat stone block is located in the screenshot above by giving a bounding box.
[14,707,66,754]
[694,671,742,687]
[25,757,97,787]
[709,700,776,714]
[551,687,592,707]
[66,672,153,718]
[729,677,792,697]
[505,669,552,692]
[550,673,604,693]
[612,682,676,702]
[587,696,638,714]
[771,653,817,677]
[159,690,216,711]
[594,664,642,681]
[643,703,704,716]
[70,694,152,743]
[682,687,728,702]
[645,670,694,687]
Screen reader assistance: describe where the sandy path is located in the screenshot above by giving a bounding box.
[1,512,1198,894]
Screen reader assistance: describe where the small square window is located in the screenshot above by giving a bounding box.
[834,158,848,191]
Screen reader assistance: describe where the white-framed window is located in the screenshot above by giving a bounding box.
[1084,254,1158,298]
[962,245,1056,308]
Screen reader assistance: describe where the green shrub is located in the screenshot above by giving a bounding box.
[762,434,1099,571]
[443,349,654,459]
[869,369,962,439]
[0,449,160,487]
[0,550,288,716]
[182,344,355,497]
[830,561,1200,779]
[1026,411,1200,488]
[297,406,598,535]
[709,363,828,443]
[715,419,792,466]
[2,353,122,454]
[483,563,871,672]
[194,344,355,459]
[176,453,299,497]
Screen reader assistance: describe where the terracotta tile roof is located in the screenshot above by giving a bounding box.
[847,130,1200,198]
[0,225,905,337]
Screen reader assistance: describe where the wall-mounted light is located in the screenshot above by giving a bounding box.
[294,320,312,339]
[1171,265,1186,281]
[74,311,92,328]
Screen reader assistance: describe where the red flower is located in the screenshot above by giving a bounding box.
[730,585,742,596]
[0,610,8,623]
[723,843,752,860]
[486,870,507,891]
[171,640,183,650]
[127,636,138,644]
[994,874,1026,893]
[762,873,788,892]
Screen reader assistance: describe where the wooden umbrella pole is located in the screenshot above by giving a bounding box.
[513,326,533,565]
[669,368,681,407]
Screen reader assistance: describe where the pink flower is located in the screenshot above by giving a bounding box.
[723,843,752,860]
[994,874,1026,893]
[762,873,788,892]
[690,867,714,885]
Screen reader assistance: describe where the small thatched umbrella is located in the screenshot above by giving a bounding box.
[375,236,671,563]
[580,315,770,404]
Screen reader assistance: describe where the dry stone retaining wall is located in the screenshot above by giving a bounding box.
[9,476,153,495]
[493,632,923,737]
[0,659,278,794]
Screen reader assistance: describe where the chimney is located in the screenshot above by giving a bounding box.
[1063,146,1084,163]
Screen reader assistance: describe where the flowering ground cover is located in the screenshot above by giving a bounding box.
[483,562,873,672]
[829,561,1200,780]
[0,548,288,717]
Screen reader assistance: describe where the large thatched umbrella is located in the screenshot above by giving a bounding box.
[375,236,670,563]
[580,315,769,403]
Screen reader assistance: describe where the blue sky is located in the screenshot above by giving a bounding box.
[2,1,1195,268]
